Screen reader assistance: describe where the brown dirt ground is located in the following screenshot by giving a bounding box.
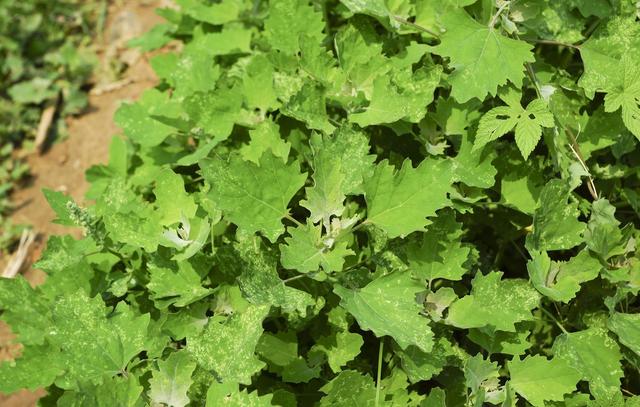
[0,1,163,405]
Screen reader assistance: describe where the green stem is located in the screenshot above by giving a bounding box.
[375,340,384,407]
[540,306,568,334]
[392,16,440,38]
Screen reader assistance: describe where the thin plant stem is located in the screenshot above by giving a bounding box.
[282,274,307,284]
[375,340,384,407]
[540,306,569,334]
[392,16,440,38]
[533,39,580,49]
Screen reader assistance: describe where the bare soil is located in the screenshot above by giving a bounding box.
[0,1,163,405]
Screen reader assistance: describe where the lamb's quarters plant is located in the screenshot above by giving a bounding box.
[2,0,640,405]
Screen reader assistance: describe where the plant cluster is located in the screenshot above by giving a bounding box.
[0,0,101,253]
[1,0,640,405]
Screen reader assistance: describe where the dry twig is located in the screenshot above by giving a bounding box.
[1,230,36,279]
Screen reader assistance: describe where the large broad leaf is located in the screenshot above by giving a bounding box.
[187,305,269,385]
[334,271,433,352]
[509,355,581,407]
[149,351,196,407]
[264,0,324,55]
[199,152,307,242]
[552,327,624,399]
[578,17,640,97]
[50,292,152,389]
[406,210,470,282]
[364,158,454,238]
[446,271,540,332]
[432,10,534,102]
[608,313,640,357]
[603,56,640,141]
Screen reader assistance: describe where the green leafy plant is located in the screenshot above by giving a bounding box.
[2,0,640,405]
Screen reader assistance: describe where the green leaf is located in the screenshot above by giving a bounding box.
[243,54,279,112]
[578,17,640,97]
[350,66,441,126]
[364,158,454,238]
[395,335,462,383]
[334,271,434,352]
[585,198,625,260]
[603,55,640,140]
[174,0,240,25]
[184,88,242,143]
[475,98,555,159]
[281,84,335,133]
[468,324,533,356]
[0,276,52,345]
[199,152,307,242]
[302,128,375,224]
[464,354,499,396]
[149,351,197,407]
[265,0,324,55]
[509,355,580,407]
[280,222,353,274]
[451,134,497,188]
[526,180,586,251]
[185,25,252,56]
[608,313,640,357]
[206,382,273,406]
[43,189,76,226]
[154,169,198,226]
[312,331,364,373]
[446,271,540,332]
[57,375,144,407]
[406,210,470,282]
[527,250,601,303]
[115,89,176,147]
[235,238,316,316]
[432,10,534,102]
[319,370,376,406]
[50,292,152,388]
[0,344,62,393]
[553,327,624,399]
[240,120,290,165]
[188,305,269,384]
[147,262,214,309]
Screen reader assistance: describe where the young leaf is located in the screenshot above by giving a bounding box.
[280,222,353,274]
[302,128,375,224]
[527,250,601,303]
[149,351,196,407]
